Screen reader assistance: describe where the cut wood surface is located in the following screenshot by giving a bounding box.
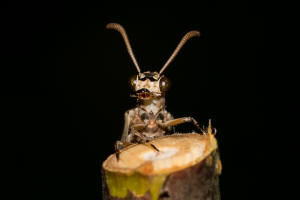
[102,133,221,200]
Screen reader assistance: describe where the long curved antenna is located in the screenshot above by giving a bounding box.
[106,23,141,73]
[159,31,200,74]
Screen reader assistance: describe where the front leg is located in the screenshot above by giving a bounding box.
[120,111,130,142]
[158,117,202,133]
[115,110,133,160]
[131,123,147,131]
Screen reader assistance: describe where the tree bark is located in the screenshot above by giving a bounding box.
[102,133,221,200]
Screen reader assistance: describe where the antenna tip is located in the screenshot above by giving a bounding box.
[106,23,120,29]
[189,30,201,37]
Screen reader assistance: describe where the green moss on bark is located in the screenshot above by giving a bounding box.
[105,171,167,200]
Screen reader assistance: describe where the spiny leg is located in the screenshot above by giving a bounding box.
[184,117,201,131]
[143,141,160,152]
[158,117,203,133]
[145,139,160,152]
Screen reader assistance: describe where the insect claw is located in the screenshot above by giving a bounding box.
[151,144,160,152]
[116,152,120,161]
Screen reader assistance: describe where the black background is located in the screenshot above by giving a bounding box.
[3,2,297,200]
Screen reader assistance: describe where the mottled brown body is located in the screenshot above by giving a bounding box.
[124,97,173,143]
[106,23,202,159]
[116,93,201,159]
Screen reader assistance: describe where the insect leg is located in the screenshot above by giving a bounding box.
[158,117,202,133]
[114,111,136,161]
[131,123,147,131]
[120,111,130,142]
[149,143,160,152]
[114,140,132,160]
[133,132,160,152]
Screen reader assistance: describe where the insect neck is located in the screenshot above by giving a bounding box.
[139,97,165,115]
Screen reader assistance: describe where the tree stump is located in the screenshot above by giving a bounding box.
[102,133,221,200]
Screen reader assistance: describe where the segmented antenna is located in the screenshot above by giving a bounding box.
[159,31,200,74]
[106,23,141,73]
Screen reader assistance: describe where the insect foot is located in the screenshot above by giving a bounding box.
[114,140,131,161]
[183,117,202,133]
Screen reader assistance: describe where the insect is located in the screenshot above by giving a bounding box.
[106,23,204,160]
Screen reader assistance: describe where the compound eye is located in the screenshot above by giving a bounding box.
[129,75,138,89]
[160,77,170,92]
